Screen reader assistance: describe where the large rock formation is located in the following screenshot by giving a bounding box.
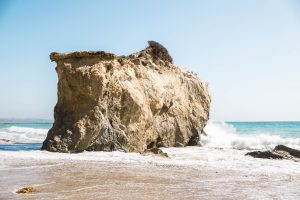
[42,42,211,153]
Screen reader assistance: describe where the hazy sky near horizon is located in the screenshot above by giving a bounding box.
[0,0,299,121]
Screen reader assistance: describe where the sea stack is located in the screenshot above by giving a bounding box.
[42,41,211,153]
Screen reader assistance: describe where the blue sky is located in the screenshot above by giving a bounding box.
[0,0,299,121]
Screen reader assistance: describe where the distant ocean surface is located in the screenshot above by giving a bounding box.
[0,120,299,151]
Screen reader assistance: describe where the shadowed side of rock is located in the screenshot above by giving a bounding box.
[274,145,300,158]
[42,42,211,153]
[245,151,284,159]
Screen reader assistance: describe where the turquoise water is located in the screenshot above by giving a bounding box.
[228,121,300,138]
[0,120,299,151]
[0,122,52,129]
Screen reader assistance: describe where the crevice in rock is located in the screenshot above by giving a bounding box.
[187,126,200,146]
[174,118,184,147]
[159,101,173,115]
[156,136,164,148]
[147,141,155,149]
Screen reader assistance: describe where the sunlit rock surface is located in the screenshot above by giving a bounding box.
[42,42,211,153]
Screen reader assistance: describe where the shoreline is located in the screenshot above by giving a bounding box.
[1,148,300,199]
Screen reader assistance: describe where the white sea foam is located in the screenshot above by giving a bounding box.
[0,126,48,144]
[0,147,299,175]
[201,121,300,150]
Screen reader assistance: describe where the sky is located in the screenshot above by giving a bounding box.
[0,0,299,121]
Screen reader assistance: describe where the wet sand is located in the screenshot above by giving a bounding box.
[1,154,300,200]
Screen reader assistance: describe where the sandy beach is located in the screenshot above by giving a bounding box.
[1,148,300,200]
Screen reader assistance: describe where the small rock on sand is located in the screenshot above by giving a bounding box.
[16,187,36,194]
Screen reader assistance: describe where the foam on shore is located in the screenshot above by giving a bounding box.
[0,146,299,175]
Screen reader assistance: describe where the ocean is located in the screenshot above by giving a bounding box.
[1,120,300,199]
[0,121,52,151]
[1,120,300,151]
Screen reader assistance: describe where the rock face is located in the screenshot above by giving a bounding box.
[42,42,211,153]
[274,145,300,158]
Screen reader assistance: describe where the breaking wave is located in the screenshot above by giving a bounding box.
[0,126,48,144]
[201,121,300,150]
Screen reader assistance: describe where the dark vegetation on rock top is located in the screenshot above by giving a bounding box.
[147,41,173,63]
